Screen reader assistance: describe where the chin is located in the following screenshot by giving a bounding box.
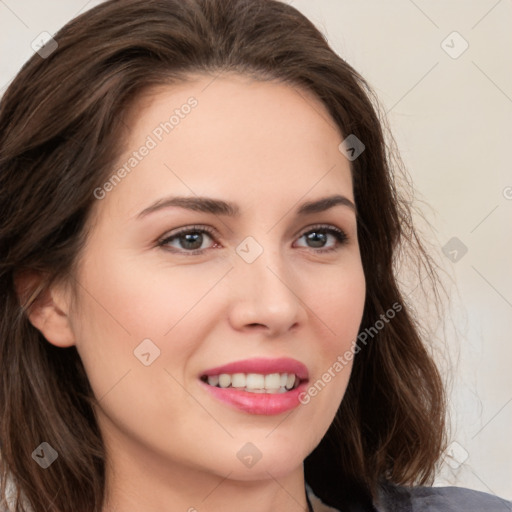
[225,457,305,482]
[229,438,310,481]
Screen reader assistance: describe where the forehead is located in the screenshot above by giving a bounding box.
[124,71,343,147]
[93,72,353,223]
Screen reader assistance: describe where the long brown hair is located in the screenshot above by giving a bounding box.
[0,0,447,510]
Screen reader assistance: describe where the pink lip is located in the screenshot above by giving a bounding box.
[199,357,310,416]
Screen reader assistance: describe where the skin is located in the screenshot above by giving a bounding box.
[23,73,366,512]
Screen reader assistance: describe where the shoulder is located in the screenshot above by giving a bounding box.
[376,481,512,512]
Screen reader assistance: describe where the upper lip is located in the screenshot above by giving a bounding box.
[200,357,309,380]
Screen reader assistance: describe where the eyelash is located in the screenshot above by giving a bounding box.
[157,224,349,256]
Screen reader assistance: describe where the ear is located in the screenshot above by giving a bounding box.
[14,270,76,348]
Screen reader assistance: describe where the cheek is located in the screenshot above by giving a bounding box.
[70,253,231,395]
[300,262,365,415]
[312,261,366,352]
[88,254,230,334]
[73,249,222,341]
[69,260,212,447]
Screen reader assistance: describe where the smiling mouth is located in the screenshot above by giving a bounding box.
[200,372,302,394]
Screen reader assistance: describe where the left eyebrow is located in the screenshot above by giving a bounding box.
[296,194,356,215]
[136,194,356,219]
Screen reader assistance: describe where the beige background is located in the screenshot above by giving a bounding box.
[1,0,511,500]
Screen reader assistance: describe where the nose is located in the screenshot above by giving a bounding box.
[227,244,305,337]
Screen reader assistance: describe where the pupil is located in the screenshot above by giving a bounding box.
[307,231,326,248]
[182,233,202,250]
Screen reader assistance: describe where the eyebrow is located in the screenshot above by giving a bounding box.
[136,194,356,219]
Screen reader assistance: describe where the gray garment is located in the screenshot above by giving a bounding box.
[377,482,512,511]
[307,482,512,511]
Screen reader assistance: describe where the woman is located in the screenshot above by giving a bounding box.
[0,1,510,511]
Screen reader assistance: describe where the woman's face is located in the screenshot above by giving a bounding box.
[65,73,366,483]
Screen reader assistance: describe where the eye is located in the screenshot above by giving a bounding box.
[157,224,349,255]
[294,224,349,253]
[157,225,218,254]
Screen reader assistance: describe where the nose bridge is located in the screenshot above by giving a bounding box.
[229,233,302,331]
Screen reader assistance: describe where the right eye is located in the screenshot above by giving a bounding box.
[157,225,219,255]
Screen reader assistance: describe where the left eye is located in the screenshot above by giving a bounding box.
[157,224,349,254]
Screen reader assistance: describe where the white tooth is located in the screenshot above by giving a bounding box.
[265,373,281,389]
[218,374,231,388]
[279,386,287,393]
[286,374,296,390]
[231,373,246,388]
[246,388,266,393]
[207,375,219,386]
[280,373,288,387]
[246,373,265,389]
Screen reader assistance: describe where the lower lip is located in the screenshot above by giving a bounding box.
[199,380,308,415]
